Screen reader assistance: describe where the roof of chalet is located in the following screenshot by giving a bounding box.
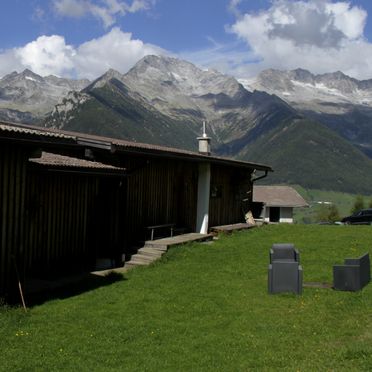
[0,121,272,172]
[253,186,309,208]
[0,123,75,140]
[30,152,126,171]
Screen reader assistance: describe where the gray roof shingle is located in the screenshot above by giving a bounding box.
[253,186,308,207]
[30,152,125,171]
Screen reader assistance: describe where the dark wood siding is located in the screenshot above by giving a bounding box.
[209,164,253,227]
[0,144,127,298]
[24,171,96,277]
[0,145,28,297]
[123,158,198,246]
[24,169,126,278]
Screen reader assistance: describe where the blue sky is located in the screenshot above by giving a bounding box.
[2,0,372,80]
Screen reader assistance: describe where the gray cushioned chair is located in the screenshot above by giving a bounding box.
[268,243,303,294]
[333,253,370,291]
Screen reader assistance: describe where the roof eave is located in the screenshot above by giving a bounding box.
[111,144,272,171]
[0,121,273,171]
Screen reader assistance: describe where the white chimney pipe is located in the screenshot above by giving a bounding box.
[197,121,211,154]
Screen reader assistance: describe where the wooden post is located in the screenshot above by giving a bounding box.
[12,256,27,312]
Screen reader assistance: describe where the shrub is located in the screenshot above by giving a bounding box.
[316,204,341,223]
[351,195,365,214]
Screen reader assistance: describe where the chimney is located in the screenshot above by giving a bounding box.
[197,121,211,155]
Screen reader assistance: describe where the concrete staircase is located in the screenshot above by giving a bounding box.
[124,233,213,270]
[92,233,213,276]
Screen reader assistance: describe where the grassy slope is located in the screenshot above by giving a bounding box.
[1,225,372,371]
[293,186,372,223]
[241,117,372,194]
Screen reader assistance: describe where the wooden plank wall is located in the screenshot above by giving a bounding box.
[123,158,198,246]
[24,170,127,278]
[87,177,126,263]
[1,143,127,298]
[0,145,28,297]
[209,164,253,227]
[24,170,97,277]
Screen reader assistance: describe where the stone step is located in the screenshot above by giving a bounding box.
[132,252,162,261]
[133,254,160,263]
[125,260,149,268]
[143,243,168,251]
[130,254,157,263]
[124,262,141,270]
[123,233,215,272]
[91,266,129,277]
[143,233,214,251]
[137,248,165,257]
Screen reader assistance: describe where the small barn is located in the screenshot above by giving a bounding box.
[253,186,308,223]
[0,121,272,299]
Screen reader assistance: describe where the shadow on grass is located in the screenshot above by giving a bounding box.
[16,272,127,308]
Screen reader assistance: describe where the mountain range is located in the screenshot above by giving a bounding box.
[46,56,295,151]
[0,69,89,123]
[2,56,372,194]
[243,69,372,158]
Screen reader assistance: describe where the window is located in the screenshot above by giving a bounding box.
[210,185,222,198]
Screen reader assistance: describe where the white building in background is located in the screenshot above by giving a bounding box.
[253,186,309,223]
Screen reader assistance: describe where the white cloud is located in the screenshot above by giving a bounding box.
[228,0,242,18]
[326,2,366,39]
[53,0,87,17]
[0,50,24,78]
[226,0,372,79]
[179,41,257,78]
[15,35,76,77]
[74,27,165,79]
[53,0,155,28]
[32,6,46,22]
[0,28,165,79]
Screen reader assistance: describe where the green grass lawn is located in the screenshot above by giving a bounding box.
[1,225,372,371]
[292,186,372,224]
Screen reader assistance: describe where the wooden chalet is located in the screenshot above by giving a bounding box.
[0,121,272,299]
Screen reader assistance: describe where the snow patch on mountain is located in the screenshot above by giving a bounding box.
[243,68,372,110]
[120,55,248,126]
[0,70,90,122]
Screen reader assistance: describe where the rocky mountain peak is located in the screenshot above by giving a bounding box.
[1,69,42,85]
[255,69,296,92]
[321,70,348,79]
[291,68,314,83]
[314,71,358,93]
[0,69,90,122]
[246,67,372,107]
[87,68,124,90]
[21,68,43,80]
[124,55,244,102]
[1,71,18,80]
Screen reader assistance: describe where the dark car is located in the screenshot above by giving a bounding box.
[341,209,372,225]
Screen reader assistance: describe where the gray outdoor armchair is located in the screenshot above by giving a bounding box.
[333,253,370,291]
[270,243,300,263]
[268,243,303,294]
